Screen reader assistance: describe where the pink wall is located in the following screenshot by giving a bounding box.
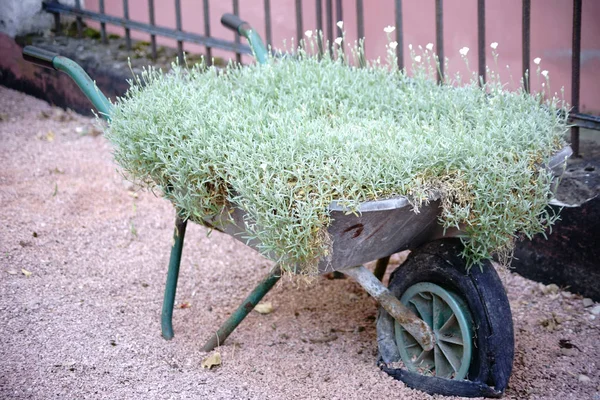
[87,0,600,113]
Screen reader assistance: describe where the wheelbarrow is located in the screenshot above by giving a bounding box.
[22,13,572,398]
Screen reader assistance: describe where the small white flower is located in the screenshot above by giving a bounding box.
[337,21,344,29]
[459,46,469,56]
[490,42,498,50]
[408,44,413,50]
[541,70,549,78]
[334,37,343,46]
[426,43,434,51]
[389,41,398,50]
[305,30,313,38]
[384,25,395,34]
[414,55,422,63]
[533,57,541,65]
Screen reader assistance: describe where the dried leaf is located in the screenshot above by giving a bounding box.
[201,352,221,369]
[21,268,32,277]
[45,131,55,142]
[254,302,274,314]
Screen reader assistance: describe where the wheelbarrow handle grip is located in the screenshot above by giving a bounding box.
[221,13,248,33]
[23,46,59,70]
[220,13,268,65]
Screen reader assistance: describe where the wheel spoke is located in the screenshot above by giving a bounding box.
[438,314,464,345]
[434,343,453,378]
[414,349,435,373]
[432,293,441,331]
[437,340,463,373]
[408,294,433,328]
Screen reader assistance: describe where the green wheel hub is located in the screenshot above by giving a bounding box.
[394,282,473,379]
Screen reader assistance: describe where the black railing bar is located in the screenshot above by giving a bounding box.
[356,0,365,66]
[43,2,252,55]
[52,0,61,34]
[395,0,403,70]
[435,0,444,82]
[296,0,303,46]
[203,0,212,64]
[316,0,323,54]
[264,0,273,48]
[522,0,530,93]
[336,0,343,36]
[123,0,131,51]
[75,0,83,38]
[571,0,582,156]
[326,0,333,49]
[335,0,343,56]
[477,0,485,85]
[233,0,242,63]
[99,0,107,44]
[175,0,184,64]
[356,0,364,40]
[148,0,157,60]
[571,113,600,131]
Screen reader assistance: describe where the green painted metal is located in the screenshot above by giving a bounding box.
[239,26,269,65]
[202,265,282,351]
[394,282,473,379]
[52,56,113,120]
[161,217,188,340]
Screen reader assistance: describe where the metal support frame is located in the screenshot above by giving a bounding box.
[161,217,188,340]
[202,265,282,351]
[373,256,390,282]
[343,265,434,351]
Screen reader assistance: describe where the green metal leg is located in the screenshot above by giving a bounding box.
[161,217,188,340]
[202,265,282,351]
[374,256,391,282]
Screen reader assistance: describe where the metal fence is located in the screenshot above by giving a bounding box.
[44,0,599,155]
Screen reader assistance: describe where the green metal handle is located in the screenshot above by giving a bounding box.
[23,46,58,69]
[220,13,268,65]
[22,46,113,120]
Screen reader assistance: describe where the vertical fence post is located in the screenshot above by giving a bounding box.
[123,0,131,51]
[522,0,530,93]
[175,0,184,64]
[316,0,324,54]
[571,0,582,157]
[335,0,343,33]
[477,0,485,86]
[356,0,364,39]
[264,0,273,48]
[148,0,157,60]
[75,0,83,37]
[335,0,343,55]
[51,0,61,34]
[435,0,444,83]
[203,0,212,64]
[296,0,304,46]
[326,0,333,49]
[395,0,404,70]
[233,0,242,63]
[99,0,107,43]
[356,0,365,66]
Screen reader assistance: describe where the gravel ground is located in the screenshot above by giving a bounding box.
[1,86,599,400]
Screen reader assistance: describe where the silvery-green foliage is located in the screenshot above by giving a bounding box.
[105,41,567,274]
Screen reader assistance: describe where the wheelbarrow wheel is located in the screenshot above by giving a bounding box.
[376,239,513,398]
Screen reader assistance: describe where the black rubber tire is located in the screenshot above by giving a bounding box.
[377,239,514,398]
